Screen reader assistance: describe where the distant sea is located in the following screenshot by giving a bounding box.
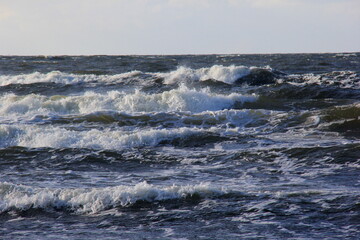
[1,53,360,239]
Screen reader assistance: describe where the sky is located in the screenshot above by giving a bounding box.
[0,0,359,55]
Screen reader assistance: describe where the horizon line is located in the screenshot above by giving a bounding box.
[1,51,359,57]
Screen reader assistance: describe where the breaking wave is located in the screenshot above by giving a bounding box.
[0,125,211,149]
[0,65,281,87]
[160,65,252,84]
[0,182,225,214]
[0,71,142,86]
[0,85,257,119]
[159,65,280,85]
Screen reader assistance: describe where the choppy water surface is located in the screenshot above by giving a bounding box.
[1,53,360,239]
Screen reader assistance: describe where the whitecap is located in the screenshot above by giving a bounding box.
[159,65,253,85]
[0,71,142,86]
[0,182,225,214]
[0,86,257,119]
[0,124,207,149]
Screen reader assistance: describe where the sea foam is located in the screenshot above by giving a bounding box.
[0,71,142,86]
[286,71,359,89]
[0,182,225,214]
[160,65,253,84]
[0,86,257,119]
[0,125,209,149]
[0,65,267,86]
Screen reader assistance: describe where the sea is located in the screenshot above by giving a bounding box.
[0,53,360,239]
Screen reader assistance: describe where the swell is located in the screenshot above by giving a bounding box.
[253,83,360,100]
[27,109,268,130]
[320,104,360,137]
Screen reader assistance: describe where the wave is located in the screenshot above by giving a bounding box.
[322,104,360,122]
[283,71,360,89]
[0,86,257,119]
[160,65,251,84]
[0,71,142,86]
[28,109,269,129]
[5,65,357,90]
[320,104,360,137]
[0,182,225,214]
[0,65,281,87]
[158,65,280,85]
[0,124,225,149]
[254,84,360,100]
[0,106,272,150]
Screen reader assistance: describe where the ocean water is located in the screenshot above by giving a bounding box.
[0,53,360,239]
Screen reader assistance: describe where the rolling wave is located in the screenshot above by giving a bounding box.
[0,85,257,120]
[0,125,209,149]
[0,182,225,214]
[0,65,281,87]
[0,71,142,86]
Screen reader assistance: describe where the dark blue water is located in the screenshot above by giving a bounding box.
[1,53,360,239]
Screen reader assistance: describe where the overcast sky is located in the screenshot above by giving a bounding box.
[0,0,359,55]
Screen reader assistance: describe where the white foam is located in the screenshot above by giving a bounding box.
[0,182,225,214]
[286,71,359,89]
[119,85,257,113]
[0,108,272,149]
[335,53,357,57]
[0,124,207,149]
[159,65,254,84]
[0,65,272,86]
[0,71,142,86]
[0,125,22,147]
[0,107,277,151]
[0,86,257,119]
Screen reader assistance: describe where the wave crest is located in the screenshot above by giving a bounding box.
[0,65,280,87]
[0,71,142,86]
[0,182,225,214]
[0,86,257,118]
[159,65,278,85]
